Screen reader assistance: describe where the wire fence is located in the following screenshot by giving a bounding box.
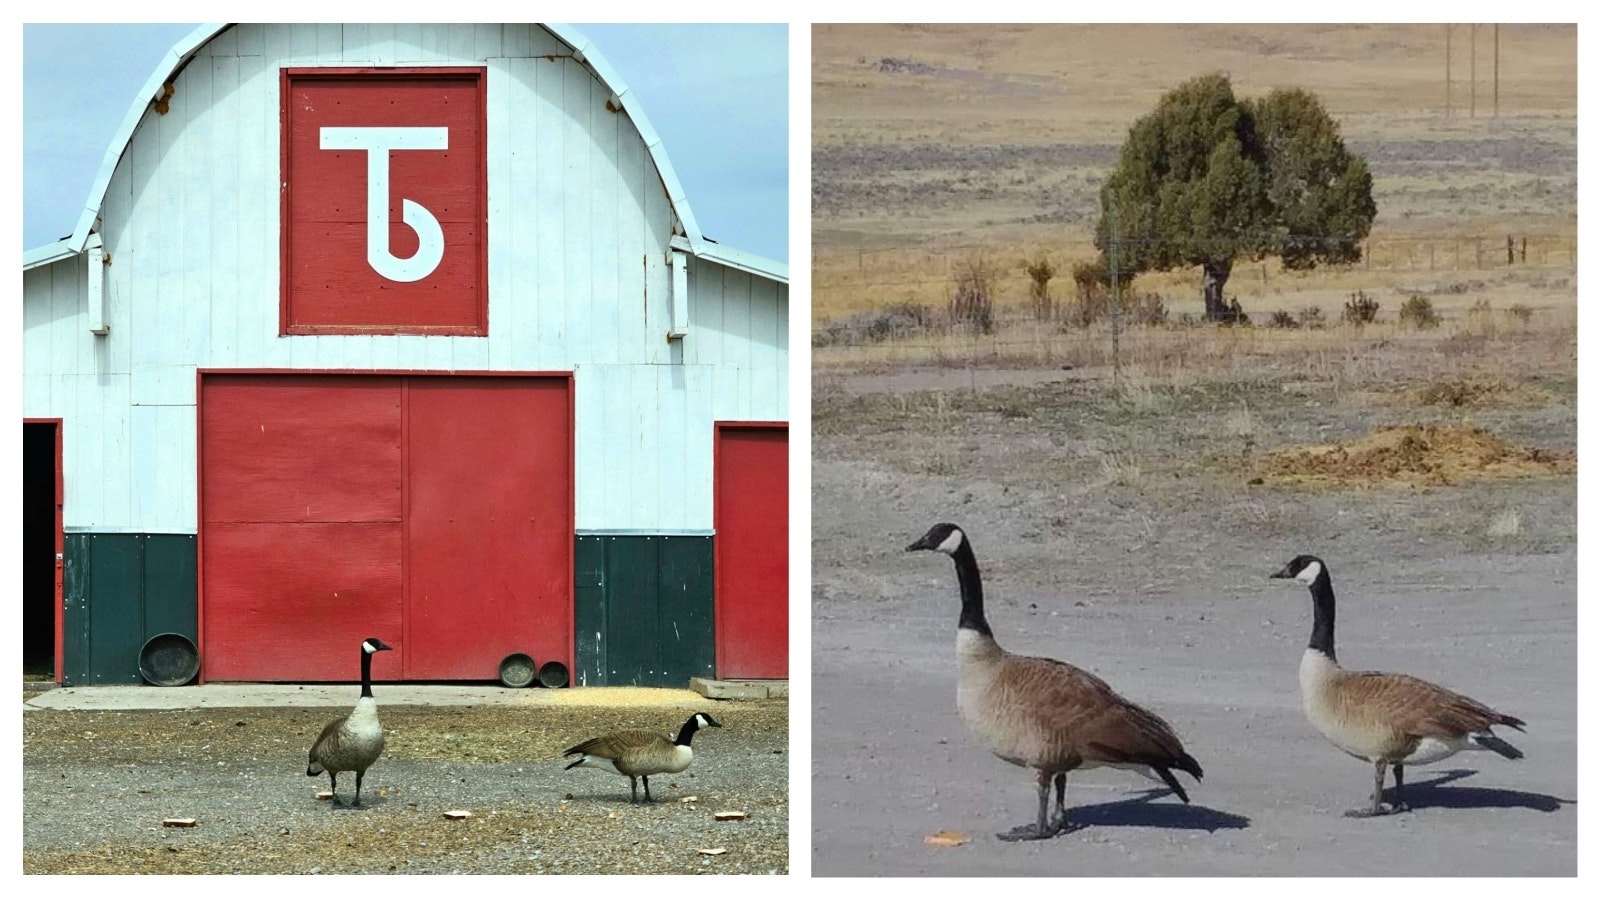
[813,230,1574,367]
[815,233,1577,300]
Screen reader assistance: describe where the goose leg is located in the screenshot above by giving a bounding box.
[629,776,639,804]
[1345,759,1392,818]
[329,773,343,808]
[1052,773,1071,832]
[352,771,365,808]
[643,775,654,803]
[1391,763,1410,812]
[998,770,1061,841]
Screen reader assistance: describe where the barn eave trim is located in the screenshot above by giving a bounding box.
[23,22,780,277]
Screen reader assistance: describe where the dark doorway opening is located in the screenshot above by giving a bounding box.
[24,421,60,681]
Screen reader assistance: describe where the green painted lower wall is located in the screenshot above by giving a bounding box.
[575,535,715,688]
[62,533,197,685]
[62,531,711,689]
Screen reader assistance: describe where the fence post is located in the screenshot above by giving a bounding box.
[1108,203,1122,386]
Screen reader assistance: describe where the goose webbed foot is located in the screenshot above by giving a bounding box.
[996,821,1064,842]
[1000,774,1066,841]
[1343,802,1404,818]
[1344,760,1407,817]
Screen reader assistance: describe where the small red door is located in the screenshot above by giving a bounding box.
[714,424,788,679]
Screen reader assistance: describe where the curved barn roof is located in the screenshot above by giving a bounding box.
[23,22,786,283]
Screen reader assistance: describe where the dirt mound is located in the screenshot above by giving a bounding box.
[1414,378,1548,409]
[1260,424,1574,487]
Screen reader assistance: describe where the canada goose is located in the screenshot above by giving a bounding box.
[908,523,1203,841]
[306,637,393,808]
[562,713,722,803]
[1271,555,1526,817]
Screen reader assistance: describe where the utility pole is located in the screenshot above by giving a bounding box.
[1494,24,1500,118]
[1445,24,1453,118]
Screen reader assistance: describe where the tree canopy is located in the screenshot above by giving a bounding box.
[1094,73,1376,320]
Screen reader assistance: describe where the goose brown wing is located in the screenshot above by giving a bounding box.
[1337,670,1522,738]
[1003,654,1201,776]
[563,729,665,760]
[310,714,349,759]
[1084,698,1205,777]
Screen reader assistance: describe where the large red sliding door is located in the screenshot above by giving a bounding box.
[713,424,788,679]
[200,373,571,682]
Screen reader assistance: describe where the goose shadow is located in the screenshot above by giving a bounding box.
[560,789,675,805]
[1063,788,1251,832]
[324,794,389,811]
[1392,768,1573,813]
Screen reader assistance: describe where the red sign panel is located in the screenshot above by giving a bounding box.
[281,68,487,335]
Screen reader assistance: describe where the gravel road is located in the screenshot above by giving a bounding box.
[23,699,787,874]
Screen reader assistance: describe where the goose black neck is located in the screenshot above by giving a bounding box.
[674,718,701,746]
[360,648,375,699]
[951,541,993,638]
[1308,573,1337,659]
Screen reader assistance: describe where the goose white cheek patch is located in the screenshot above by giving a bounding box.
[1295,561,1323,585]
[362,640,379,654]
[937,529,965,554]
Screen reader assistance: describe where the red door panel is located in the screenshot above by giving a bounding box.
[714,425,788,679]
[201,375,402,524]
[201,375,406,681]
[202,522,403,681]
[404,377,573,679]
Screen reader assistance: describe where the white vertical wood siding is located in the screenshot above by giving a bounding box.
[22,23,787,534]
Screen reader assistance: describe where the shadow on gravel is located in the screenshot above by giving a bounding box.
[1068,788,1251,832]
[319,796,390,811]
[1403,768,1573,813]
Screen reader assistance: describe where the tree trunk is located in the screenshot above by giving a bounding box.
[1201,257,1233,321]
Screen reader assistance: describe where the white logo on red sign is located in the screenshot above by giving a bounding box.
[320,126,449,282]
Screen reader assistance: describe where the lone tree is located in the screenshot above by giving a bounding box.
[1095,73,1376,321]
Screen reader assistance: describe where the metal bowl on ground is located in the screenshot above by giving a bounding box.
[499,653,537,688]
[139,633,200,686]
[537,660,569,688]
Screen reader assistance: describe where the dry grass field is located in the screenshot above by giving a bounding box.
[810,23,1576,877]
[812,23,1575,327]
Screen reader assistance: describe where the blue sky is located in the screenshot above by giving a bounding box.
[22,23,789,264]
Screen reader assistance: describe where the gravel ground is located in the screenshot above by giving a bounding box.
[811,362,1576,876]
[23,699,787,874]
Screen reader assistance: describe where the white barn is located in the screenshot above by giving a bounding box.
[22,23,789,689]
